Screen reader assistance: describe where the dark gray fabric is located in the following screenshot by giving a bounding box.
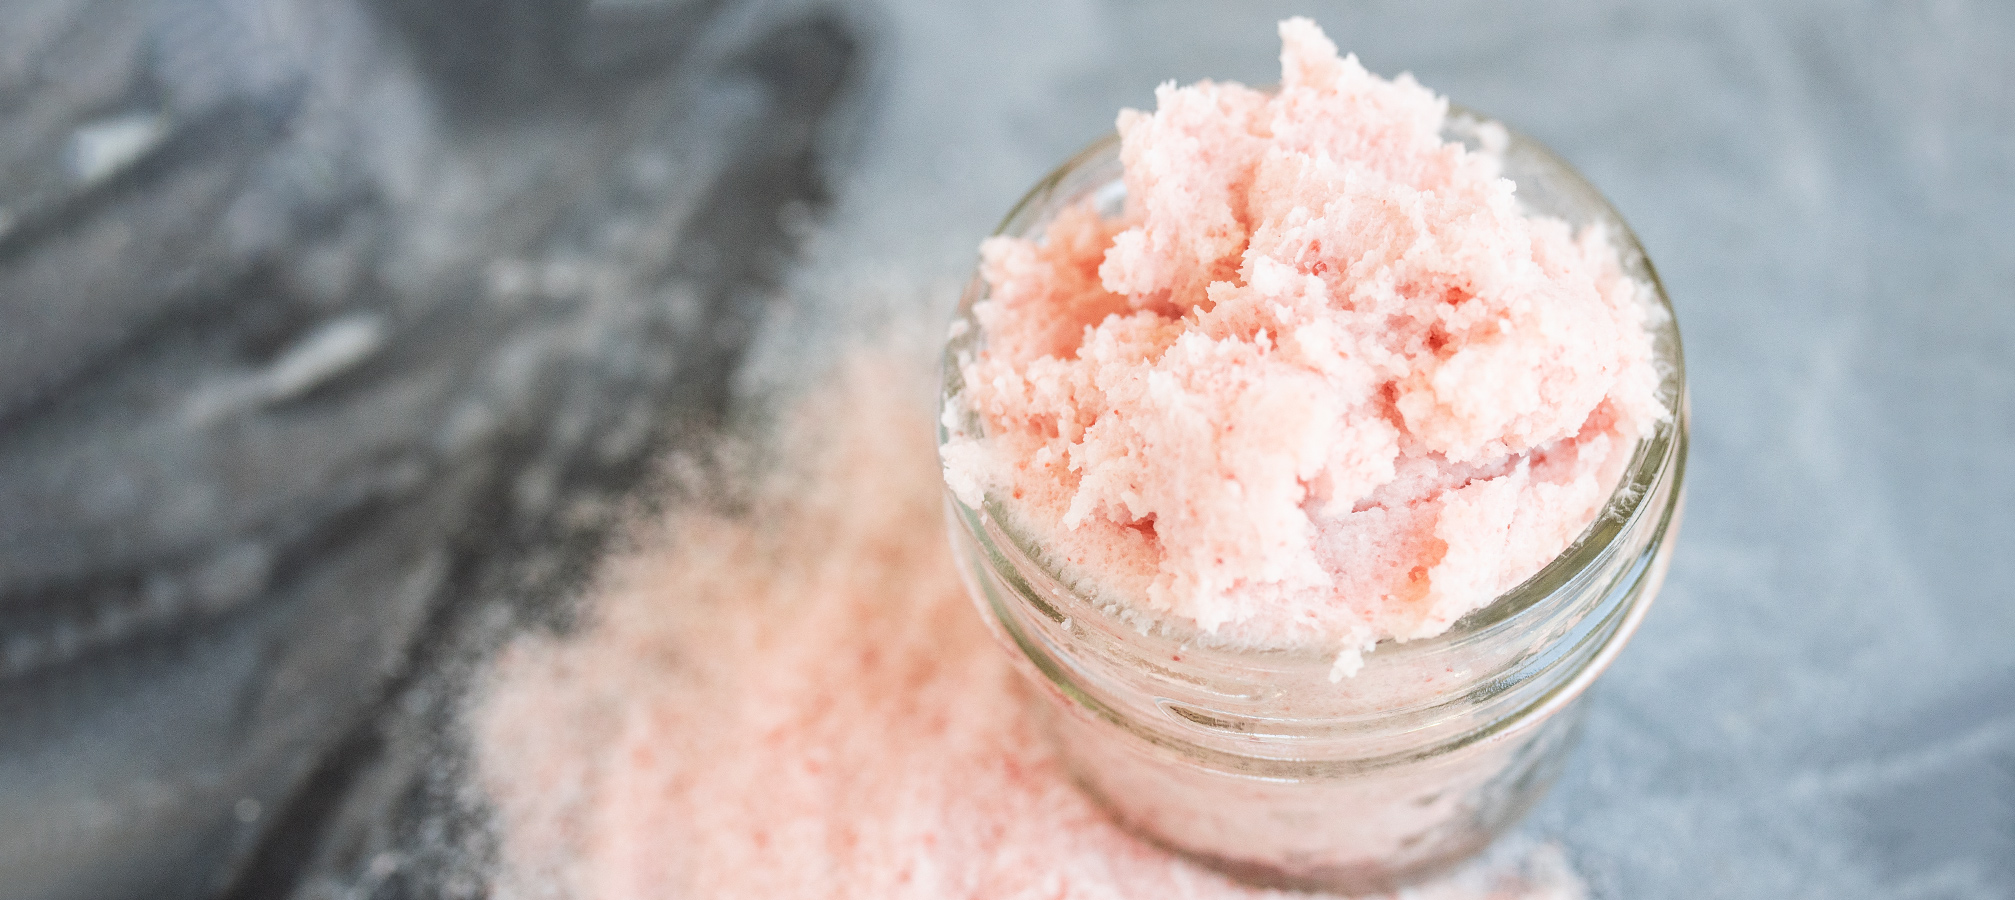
[0,1,862,897]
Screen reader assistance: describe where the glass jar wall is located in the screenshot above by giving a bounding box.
[940,123,1688,893]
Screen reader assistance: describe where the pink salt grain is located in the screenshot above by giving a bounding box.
[470,356,1585,900]
[942,18,1665,668]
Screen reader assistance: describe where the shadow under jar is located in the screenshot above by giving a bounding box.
[940,118,1688,894]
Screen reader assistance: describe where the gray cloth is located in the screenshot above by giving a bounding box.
[0,1,861,897]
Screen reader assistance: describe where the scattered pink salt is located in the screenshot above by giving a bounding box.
[470,354,1585,900]
[942,18,1665,668]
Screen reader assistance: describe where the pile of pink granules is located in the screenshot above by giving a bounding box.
[940,19,1665,672]
[469,358,1587,900]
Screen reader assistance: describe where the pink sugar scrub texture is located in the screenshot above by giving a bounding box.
[940,19,1666,672]
[470,357,1586,900]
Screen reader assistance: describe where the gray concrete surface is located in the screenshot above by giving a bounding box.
[765,3,2015,897]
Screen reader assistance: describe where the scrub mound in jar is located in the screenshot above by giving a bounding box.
[941,18,1666,673]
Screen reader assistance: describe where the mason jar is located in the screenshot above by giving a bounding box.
[939,121,1688,893]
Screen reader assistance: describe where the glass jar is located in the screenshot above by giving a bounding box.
[939,121,1687,893]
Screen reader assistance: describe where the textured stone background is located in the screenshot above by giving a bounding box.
[1,2,2010,898]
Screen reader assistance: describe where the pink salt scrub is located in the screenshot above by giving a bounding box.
[470,356,1585,900]
[940,18,1665,672]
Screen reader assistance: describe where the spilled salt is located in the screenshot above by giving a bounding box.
[469,354,1586,900]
